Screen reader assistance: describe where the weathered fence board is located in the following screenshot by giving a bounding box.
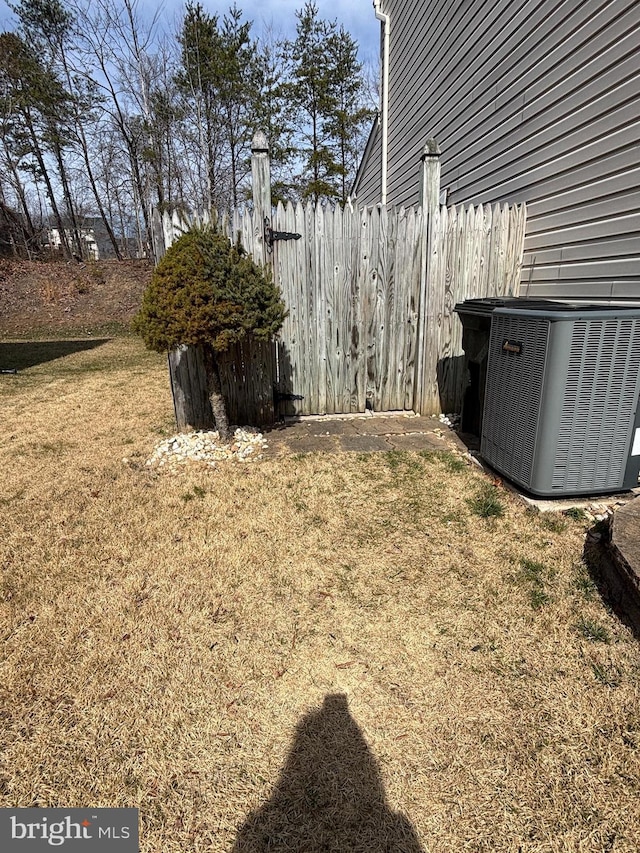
[156,196,526,421]
[167,340,275,431]
[168,345,212,431]
[218,337,276,427]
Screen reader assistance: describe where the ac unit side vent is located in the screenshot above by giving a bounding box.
[552,319,640,492]
[482,315,550,488]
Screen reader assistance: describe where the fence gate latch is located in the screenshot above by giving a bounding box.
[264,217,301,253]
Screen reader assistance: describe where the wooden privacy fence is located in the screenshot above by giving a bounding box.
[153,136,526,425]
[166,340,276,430]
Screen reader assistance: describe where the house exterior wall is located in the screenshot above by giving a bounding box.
[351,120,382,204]
[356,0,640,301]
[48,221,119,260]
[48,228,99,260]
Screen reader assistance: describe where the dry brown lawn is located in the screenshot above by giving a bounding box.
[1,337,639,853]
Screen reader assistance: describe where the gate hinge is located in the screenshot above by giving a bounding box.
[264,217,301,253]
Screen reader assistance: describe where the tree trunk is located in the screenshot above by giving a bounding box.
[59,46,124,261]
[80,129,123,260]
[2,139,36,242]
[203,346,232,441]
[26,112,71,258]
[93,50,153,255]
[52,138,83,259]
[127,141,152,255]
[206,111,217,209]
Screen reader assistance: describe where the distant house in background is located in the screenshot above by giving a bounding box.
[354,0,640,302]
[47,217,119,261]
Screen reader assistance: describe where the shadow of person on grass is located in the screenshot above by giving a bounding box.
[233,694,424,853]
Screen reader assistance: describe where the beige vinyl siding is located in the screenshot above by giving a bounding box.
[371,0,640,300]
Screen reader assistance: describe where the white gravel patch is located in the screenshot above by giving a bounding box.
[438,413,460,428]
[143,427,267,470]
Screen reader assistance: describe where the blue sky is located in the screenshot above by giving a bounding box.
[151,0,381,65]
[0,0,381,68]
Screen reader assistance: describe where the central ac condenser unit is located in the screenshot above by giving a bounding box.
[480,304,640,497]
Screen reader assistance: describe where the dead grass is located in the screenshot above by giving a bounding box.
[0,258,151,338]
[1,337,639,852]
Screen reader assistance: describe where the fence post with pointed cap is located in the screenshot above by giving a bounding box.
[251,130,272,268]
[414,138,441,415]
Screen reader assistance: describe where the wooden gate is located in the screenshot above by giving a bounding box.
[270,202,424,416]
[152,136,527,422]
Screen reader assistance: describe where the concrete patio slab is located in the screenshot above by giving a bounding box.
[262,413,468,459]
[304,420,360,437]
[336,434,394,452]
[266,421,317,439]
[387,432,450,452]
[349,416,426,435]
[270,434,342,454]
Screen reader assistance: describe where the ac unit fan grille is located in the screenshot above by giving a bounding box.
[481,315,550,488]
[552,318,640,492]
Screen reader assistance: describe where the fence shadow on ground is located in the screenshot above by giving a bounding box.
[232,693,424,853]
[0,338,110,372]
